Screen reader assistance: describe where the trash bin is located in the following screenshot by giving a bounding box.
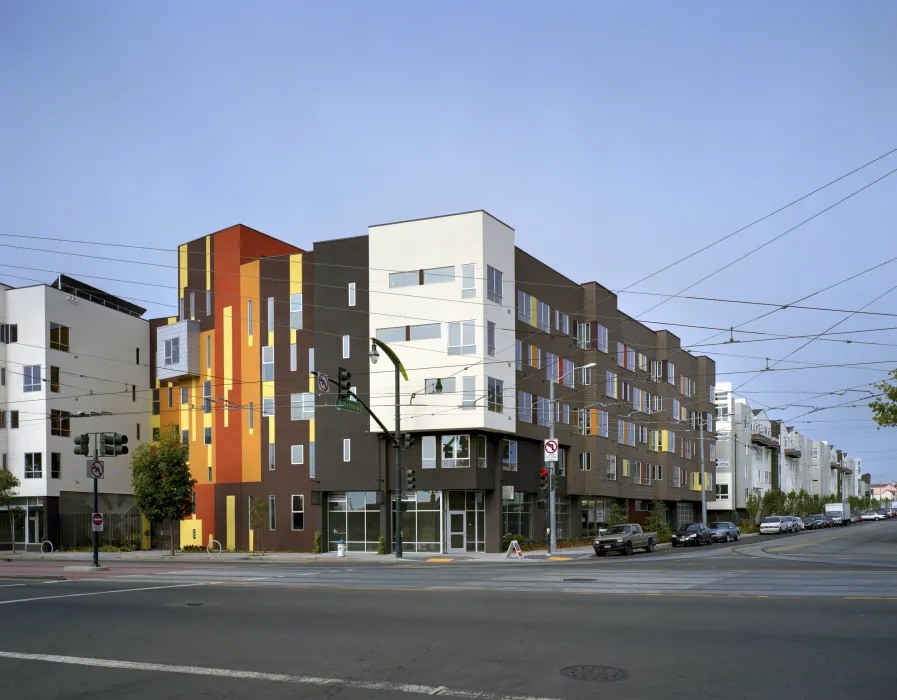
[337,539,346,557]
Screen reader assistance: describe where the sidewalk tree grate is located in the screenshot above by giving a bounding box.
[561,665,628,683]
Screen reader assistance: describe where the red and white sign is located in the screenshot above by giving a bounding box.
[317,372,330,393]
[91,513,104,532]
[88,460,105,479]
[543,439,559,462]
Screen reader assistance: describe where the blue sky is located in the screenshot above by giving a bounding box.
[2,1,896,479]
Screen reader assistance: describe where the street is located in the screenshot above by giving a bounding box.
[1,522,896,699]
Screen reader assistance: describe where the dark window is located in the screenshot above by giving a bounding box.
[0,324,17,344]
[152,389,160,416]
[49,322,70,351]
[50,366,60,393]
[51,453,61,479]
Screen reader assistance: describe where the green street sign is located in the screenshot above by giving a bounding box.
[336,398,361,413]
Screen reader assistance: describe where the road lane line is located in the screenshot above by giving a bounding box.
[0,584,26,588]
[0,582,219,605]
[0,651,564,700]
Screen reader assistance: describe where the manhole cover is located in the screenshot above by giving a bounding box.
[562,578,597,582]
[561,665,628,683]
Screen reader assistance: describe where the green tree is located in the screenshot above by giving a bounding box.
[784,490,799,516]
[870,369,897,427]
[0,469,22,554]
[745,492,760,525]
[249,497,269,554]
[129,426,196,556]
[645,501,671,540]
[607,502,628,526]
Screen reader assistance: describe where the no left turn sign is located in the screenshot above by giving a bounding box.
[544,439,559,462]
[318,372,330,393]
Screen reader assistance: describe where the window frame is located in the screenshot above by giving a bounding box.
[441,434,471,468]
[290,293,303,330]
[291,495,304,531]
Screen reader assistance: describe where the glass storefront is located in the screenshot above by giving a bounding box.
[581,498,612,537]
[328,492,382,552]
[0,498,43,548]
[556,496,571,541]
[502,493,532,539]
[445,490,485,552]
[398,490,442,553]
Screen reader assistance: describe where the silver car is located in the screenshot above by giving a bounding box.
[709,521,741,542]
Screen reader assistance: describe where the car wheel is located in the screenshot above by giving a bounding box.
[724,534,730,543]
[624,542,633,556]
[646,539,655,553]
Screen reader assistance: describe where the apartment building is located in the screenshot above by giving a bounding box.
[155,212,717,554]
[0,275,150,550]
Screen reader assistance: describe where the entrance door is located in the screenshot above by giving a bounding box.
[447,511,465,553]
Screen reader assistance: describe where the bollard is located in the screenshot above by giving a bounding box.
[337,539,346,558]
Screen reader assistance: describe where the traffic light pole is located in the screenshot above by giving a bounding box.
[92,436,100,568]
[548,378,556,556]
[394,363,402,560]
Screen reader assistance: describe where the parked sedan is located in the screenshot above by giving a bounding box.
[760,516,786,535]
[671,523,713,547]
[851,513,863,523]
[862,511,885,521]
[802,516,821,530]
[709,522,741,542]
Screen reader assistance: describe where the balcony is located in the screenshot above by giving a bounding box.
[751,433,779,449]
[156,320,201,381]
[784,447,801,458]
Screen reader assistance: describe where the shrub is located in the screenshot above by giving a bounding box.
[377,535,386,555]
[313,531,322,554]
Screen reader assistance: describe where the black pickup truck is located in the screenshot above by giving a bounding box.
[593,524,657,556]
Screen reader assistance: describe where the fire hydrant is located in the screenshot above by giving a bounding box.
[337,539,346,558]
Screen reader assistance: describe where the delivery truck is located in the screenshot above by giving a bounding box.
[824,502,851,526]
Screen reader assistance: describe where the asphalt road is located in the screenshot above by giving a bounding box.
[1,521,896,699]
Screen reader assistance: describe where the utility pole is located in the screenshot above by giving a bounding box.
[699,411,707,526]
[394,360,402,559]
[92,437,100,567]
[548,378,556,555]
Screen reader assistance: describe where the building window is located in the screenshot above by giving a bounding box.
[0,367,4,386]
[50,410,71,437]
[577,365,592,386]
[517,391,533,423]
[291,495,304,530]
[49,366,59,393]
[388,270,418,288]
[206,335,211,369]
[167,386,173,408]
[598,410,609,438]
[289,343,297,372]
[536,397,550,427]
[152,389,160,415]
[49,322,69,352]
[460,377,475,409]
[203,381,212,413]
[441,435,470,468]
[422,266,455,285]
[402,324,440,341]
[262,398,275,417]
[248,402,255,429]
[486,321,495,357]
[23,365,41,392]
[343,438,351,462]
[267,297,275,333]
[715,484,729,499]
[268,443,276,471]
[51,452,61,479]
[461,264,475,298]
[595,324,608,353]
[422,436,436,469]
[206,289,212,316]
[290,293,302,330]
[164,337,180,365]
[477,435,487,468]
[247,300,253,336]
[576,321,590,349]
[347,282,356,307]
[515,340,522,370]
[291,445,304,464]
[203,427,211,445]
[502,439,517,471]
[309,442,316,478]
[486,265,503,303]
[579,453,592,471]
[448,320,476,355]
[606,371,617,398]
[606,455,617,480]
[425,377,455,394]
[342,335,350,359]
[0,323,17,343]
[268,495,276,531]
[291,393,315,420]
[25,452,42,478]
[261,346,275,381]
[536,300,550,332]
[487,377,504,413]
[152,428,160,442]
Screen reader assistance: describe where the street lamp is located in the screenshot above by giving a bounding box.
[547,361,597,554]
[369,338,408,559]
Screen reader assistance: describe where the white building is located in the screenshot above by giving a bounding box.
[1,276,150,550]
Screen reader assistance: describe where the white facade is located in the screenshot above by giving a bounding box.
[367,212,517,435]
[1,283,150,503]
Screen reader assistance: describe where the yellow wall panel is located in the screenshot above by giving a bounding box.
[180,518,203,550]
[178,245,188,299]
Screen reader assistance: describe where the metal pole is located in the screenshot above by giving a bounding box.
[394,364,402,559]
[92,435,99,568]
[699,412,707,525]
[548,378,556,555]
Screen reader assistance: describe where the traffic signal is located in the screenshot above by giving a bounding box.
[101,433,129,457]
[402,433,414,450]
[540,468,549,491]
[337,367,352,400]
[73,434,90,456]
[406,468,416,490]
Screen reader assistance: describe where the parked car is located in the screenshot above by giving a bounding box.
[791,516,805,531]
[760,516,786,535]
[876,509,892,519]
[851,513,863,523]
[801,516,820,530]
[821,514,835,527]
[709,522,741,542]
[809,514,827,529]
[593,523,657,556]
[862,511,885,521]
[671,522,713,547]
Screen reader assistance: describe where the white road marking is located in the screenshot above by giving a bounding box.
[0,582,218,605]
[0,584,26,588]
[0,651,562,700]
